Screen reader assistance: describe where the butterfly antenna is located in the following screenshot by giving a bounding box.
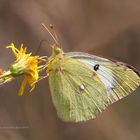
[49,24,62,49]
[49,24,60,43]
[42,23,59,45]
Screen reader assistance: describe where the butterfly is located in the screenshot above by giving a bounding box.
[42,24,140,122]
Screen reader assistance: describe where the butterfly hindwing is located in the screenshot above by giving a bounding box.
[48,57,109,122]
[65,52,140,103]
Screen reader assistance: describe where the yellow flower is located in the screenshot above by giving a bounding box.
[6,43,40,96]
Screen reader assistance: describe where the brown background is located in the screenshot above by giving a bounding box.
[0,0,140,140]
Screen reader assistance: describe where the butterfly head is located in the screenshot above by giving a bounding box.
[51,44,63,57]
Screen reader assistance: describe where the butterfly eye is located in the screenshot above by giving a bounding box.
[94,64,100,71]
[54,47,61,55]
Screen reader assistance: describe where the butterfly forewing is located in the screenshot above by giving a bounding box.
[48,57,109,122]
[65,52,140,103]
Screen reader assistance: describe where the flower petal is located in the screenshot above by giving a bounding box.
[18,78,27,96]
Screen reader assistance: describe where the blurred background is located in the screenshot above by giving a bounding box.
[0,0,140,140]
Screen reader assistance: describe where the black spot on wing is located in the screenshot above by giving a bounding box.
[94,64,100,71]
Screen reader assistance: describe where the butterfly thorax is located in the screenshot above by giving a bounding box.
[47,45,64,73]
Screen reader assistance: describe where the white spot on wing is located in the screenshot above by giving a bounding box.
[79,84,85,90]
